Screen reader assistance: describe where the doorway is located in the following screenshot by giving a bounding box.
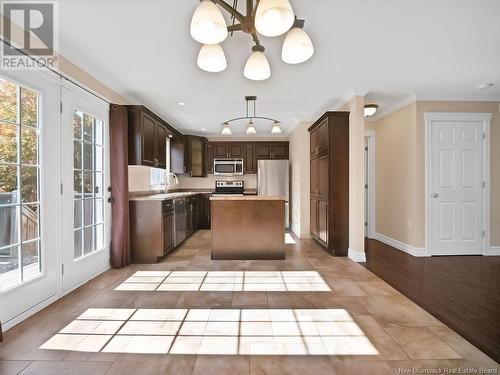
[425,112,491,256]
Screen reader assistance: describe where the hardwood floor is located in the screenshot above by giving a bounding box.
[364,238,500,364]
[0,231,497,375]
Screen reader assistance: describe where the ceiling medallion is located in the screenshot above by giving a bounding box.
[221,96,282,135]
[191,0,314,81]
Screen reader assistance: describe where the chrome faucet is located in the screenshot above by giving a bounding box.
[165,172,178,193]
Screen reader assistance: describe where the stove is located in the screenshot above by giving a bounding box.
[214,180,244,195]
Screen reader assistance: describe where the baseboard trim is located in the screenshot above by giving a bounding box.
[2,293,59,331]
[348,248,366,263]
[373,232,428,257]
[484,246,500,256]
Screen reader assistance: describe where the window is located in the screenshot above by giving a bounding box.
[0,77,41,291]
[73,109,104,259]
[150,168,165,187]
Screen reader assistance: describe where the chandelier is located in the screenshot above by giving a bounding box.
[221,96,282,135]
[190,0,314,81]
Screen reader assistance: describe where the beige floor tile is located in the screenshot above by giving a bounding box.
[232,292,269,307]
[428,326,499,369]
[193,355,250,375]
[250,355,336,375]
[0,360,31,375]
[18,360,111,375]
[385,327,462,360]
[333,360,393,375]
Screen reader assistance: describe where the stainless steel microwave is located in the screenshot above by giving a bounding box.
[213,159,244,176]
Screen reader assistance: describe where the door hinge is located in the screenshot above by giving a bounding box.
[482,181,486,188]
[365,184,368,189]
[61,264,64,275]
[365,222,368,227]
[364,146,368,151]
[60,101,63,114]
[60,183,63,194]
[481,230,485,238]
[482,132,486,140]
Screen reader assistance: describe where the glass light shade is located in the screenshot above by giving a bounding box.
[271,122,282,134]
[282,27,314,64]
[197,44,227,72]
[255,0,294,37]
[190,0,228,44]
[246,122,257,135]
[364,105,378,117]
[244,51,271,81]
[221,123,232,135]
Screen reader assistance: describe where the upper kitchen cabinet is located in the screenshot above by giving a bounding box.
[184,135,208,177]
[127,105,175,168]
[212,142,244,158]
[255,142,289,159]
[244,143,256,174]
[205,143,214,173]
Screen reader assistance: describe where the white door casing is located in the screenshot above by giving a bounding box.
[60,86,111,294]
[425,112,491,256]
[0,71,60,329]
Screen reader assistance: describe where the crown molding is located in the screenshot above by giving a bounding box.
[366,94,416,122]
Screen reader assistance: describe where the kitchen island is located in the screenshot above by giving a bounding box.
[210,195,286,260]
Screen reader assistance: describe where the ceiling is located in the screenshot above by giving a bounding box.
[58,0,500,136]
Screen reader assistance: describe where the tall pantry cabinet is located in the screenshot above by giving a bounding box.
[309,112,349,256]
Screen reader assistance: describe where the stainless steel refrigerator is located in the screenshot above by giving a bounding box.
[257,159,289,229]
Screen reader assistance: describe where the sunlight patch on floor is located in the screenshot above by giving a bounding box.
[114,271,331,292]
[40,308,379,356]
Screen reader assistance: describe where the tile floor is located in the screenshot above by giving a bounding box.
[0,230,498,374]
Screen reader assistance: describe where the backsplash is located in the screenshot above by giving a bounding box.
[177,174,257,190]
[128,165,257,193]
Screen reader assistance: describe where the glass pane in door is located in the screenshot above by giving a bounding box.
[73,110,104,259]
[0,78,41,291]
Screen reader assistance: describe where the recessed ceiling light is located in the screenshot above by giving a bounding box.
[178,102,185,106]
[478,83,494,90]
[201,128,206,131]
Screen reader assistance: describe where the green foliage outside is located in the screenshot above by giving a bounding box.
[0,78,39,204]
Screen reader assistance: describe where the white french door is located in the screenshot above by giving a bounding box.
[0,71,60,328]
[60,87,111,294]
[427,113,490,256]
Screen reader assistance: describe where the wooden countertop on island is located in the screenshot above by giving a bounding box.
[210,195,286,201]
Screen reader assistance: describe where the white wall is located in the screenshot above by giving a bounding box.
[288,121,312,239]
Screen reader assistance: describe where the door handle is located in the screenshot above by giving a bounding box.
[432,193,439,198]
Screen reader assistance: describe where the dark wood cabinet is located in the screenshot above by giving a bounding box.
[228,143,244,157]
[185,135,207,177]
[205,141,289,174]
[255,142,289,159]
[127,105,175,168]
[170,135,186,174]
[206,143,214,174]
[163,211,175,254]
[199,193,211,229]
[214,143,229,158]
[244,143,256,174]
[310,198,318,239]
[130,199,175,263]
[309,112,349,256]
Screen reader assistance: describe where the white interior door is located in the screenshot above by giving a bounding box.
[0,71,60,329]
[429,116,486,255]
[60,87,110,294]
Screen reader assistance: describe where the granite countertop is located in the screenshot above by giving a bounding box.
[129,191,212,201]
[210,195,286,201]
